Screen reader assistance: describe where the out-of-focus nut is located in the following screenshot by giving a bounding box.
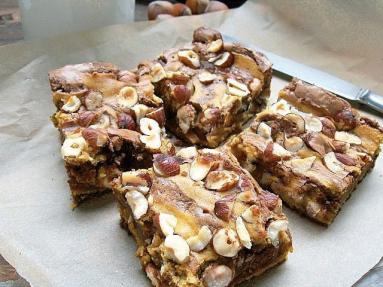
[140,117,161,135]
[212,228,241,257]
[235,217,252,249]
[207,39,223,53]
[125,190,148,220]
[146,107,166,127]
[334,131,362,145]
[172,3,192,16]
[140,133,162,150]
[323,152,348,176]
[62,96,81,112]
[193,26,222,43]
[164,234,190,264]
[214,194,235,221]
[155,14,174,20]
[177,104,196,134]
[117,86,138,108]
[148,1,174,20]
[173,84,192,105]
[205,170,239,192]
[61,136,87,158]
[198,71,217,84]
[85,91,103,110]
[267,220,288,246]
[117,113,136,130]
[227,78,250,97]
[189,156,214,181]
[272,143,292,158]
[285,156,316,174]
[82,128,108,148]
[150,63,167,83]
[178,50,200,68]
[186,226,212,252]
[176,146,198,160]
[208,51,234,68]
[133,104,150,123]
[205,1,229,13]
[153,154,181,177]
[270,99,291,115]
[284,136,304,152]
[159,213,177,236]
[186,0,209,14]
[202,265,233,287]
[249,78,262,94]
[257,122,272,139]
[118,70,137,85]
[305,116,323,132]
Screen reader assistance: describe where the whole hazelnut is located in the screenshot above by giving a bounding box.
[205,1,229,13]
[148,1,174,20]
[172,3,192,16]
[185,0,210,14]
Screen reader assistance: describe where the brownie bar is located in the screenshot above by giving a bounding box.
[49,62,174,205]
[113,148,292,286]
[137,27,272,148]
[226,79,383,225]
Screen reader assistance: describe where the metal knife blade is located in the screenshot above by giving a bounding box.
[223,35,383,115]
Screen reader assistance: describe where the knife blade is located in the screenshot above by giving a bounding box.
[223,35,383,115]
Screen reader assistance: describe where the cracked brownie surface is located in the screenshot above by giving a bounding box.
[49,62,174,205]
[113,148,292,287]
[226,79,383,225]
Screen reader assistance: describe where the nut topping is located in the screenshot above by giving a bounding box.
[186,226,212,252]
[153,154,181,177]
[285,156,316,174]
[90,113,111,129]
[132,104,150,123]
[189,156,213,181]
[198,71,217,84]
[207,39,223,53]
[257,122,272,139]
[140,117,161,136]
[85,91,103,110]
[282,113,305,136]
[212,228,241,257]
[334,152,356,166]
[117,113,136,130]
[164,234,190,264]
[117,86,138,108]
[205,170,239,192]
[121,171,150,193]
[62,96,81,112]
[177,104,196,134]
[267,220,288,247]
[125,190,148,220]
[140,133,162,150]
[214,194,235,221]
[176,146,198,160]
[284,136,304,152]
[150,63,167,83]
[242,205,260,224]
[227,78,250,97]
[270,100,291,115]
[178,50,200,68]
[146,107,166,127]
[202,265,233,287]
[305,116,323,132]
[323,152,348,176]
[272,143,292,158]
[235,217,252,249]
[334,131,362,145]
[82,128,108,148]
[173,84,192,105]
[249,78,262,94]
[159,213,178,236]
[61,136,87,158]
[208,52,234,68]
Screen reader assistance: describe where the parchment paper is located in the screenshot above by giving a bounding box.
[0,1,382,286]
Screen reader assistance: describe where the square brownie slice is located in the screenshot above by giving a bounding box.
[49,62,174,205]
[138,27,272,148]
[113,148,292,287]
[226,79,383,225]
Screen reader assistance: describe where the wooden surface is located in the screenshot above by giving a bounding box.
[0,1,382,286]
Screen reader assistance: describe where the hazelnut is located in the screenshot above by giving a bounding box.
[132,104,150,123]
[125,190,148,220]
[270,99,291,115]
[185,0,209,14]
[207,39,223,53]
[153,154,181,177]
[61,136,87,158]
[178,50,200,69]
[305,116,323,133]
[235,217,252,249]
[214,194,235,221]
[173,84,192,105]
[176,146,198,160]
[249,78,262,94]
[323,152,348,176]
[189,155,214,181]
[90,113,111,129]
[212,228,241,257]
[205,1,229,13]
[226,78,250,97]
[177,104,196,134]
[283,136,304,152]
[117,113,136,130]
[172,3,192,16]
[205,170,239,192]
[285,156,316,174]
[208,51,234,68]
[193,27,222,43]
[121,171,150,193]
[186,226,212,252]
[155,14,174,20]
[282,113,305,136]
[272,143,292,158]
[159,213,177,236]
[334,131,362,145]
[242,205,260,224]
[304,132,334,156]
[117,86,138,108]
[140,133,162,150]
[198,71,217,84]
[62,96,81,113]
[140,117,161,136]
[146,107,166,127]
[164,234,190,264]
[148,1,174,20]
[334,152,356,166]
[150,63,167,83]
[78,111,97,127]
[202,265,233,287]
[85,91,103,111]
[82,128,108,148]
[256,122,272,139]
[320,117,336,138]
[267,220,288,247]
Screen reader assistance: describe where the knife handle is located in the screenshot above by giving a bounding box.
[359,90,383,115]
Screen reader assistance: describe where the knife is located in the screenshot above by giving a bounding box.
[223,35,383,115]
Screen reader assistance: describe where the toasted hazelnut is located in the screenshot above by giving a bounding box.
[185,0,209,14]
[249,78,262,94]
[257,122,272,139]
[304,132,334,156]
[285,156,316,174]
[208,52,234,68]
[178,50,200,68]
[85,91,103,110]
[323,152,348,176]
[334,152,356,166]
[205,1,229,13]
[334,131,362,145]
[159,213,177,236]
[164,234,190,264]
[272,143,292,158]
[117,86,138,108]
[150,63,167,83]
[242,205,260,224]
[140,133,162,150]
[140,117,161,135]
[125,190,148,220]
[133,104,150,123]
[235,217,252,249]
[212,228,241,257]
[282,113,305,136]
[82,128,108,148]
[117,113,136,130]
[270,100,291,115]
[78,111,98,127]
[320,117,336,138]
[172,3,192,16]
[267,220,288,246]
[173,84,192,105]
[177,104,196,134]
[148,1,174,20]
[61,136,87,158]
[176,146,198,160]
[189,156,213,181]
[146,107,166,127]
[207,39,223,53]
[153,154,181,177]
[62,96,81,112]
[226,78,250,97]
[214,194,235,221]
[186,226,212,252]
[284,136,304,152]
[202,265,233,287]
[121,171,150,193]
[305,116,323,133]
[90,113,111,129]
[198,71,217,84]
[205,170,239,192]
[193,27,222,43]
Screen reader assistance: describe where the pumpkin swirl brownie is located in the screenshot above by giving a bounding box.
[226,79,383,225]
[49,62,174,205]
[138,27,272,148]
[113,148,292,287]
